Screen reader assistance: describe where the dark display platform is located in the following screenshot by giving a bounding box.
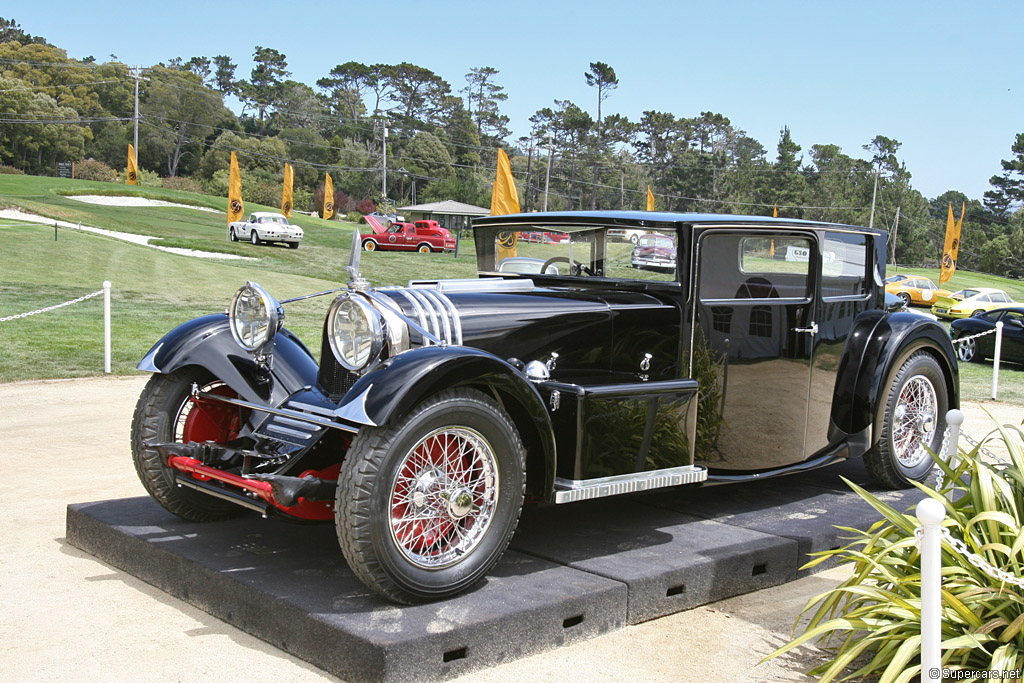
[67,461,926,682]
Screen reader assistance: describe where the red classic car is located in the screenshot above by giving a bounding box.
[360,217,456,253]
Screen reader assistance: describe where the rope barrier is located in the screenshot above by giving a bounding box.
[0,282,112,373]
[0,289,103,322]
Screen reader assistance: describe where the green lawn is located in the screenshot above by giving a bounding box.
[0,174,477,381]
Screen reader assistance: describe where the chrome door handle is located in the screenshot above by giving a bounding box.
[794,323,818,335]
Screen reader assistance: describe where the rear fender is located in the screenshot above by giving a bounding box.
[337,346,557,499]
[831,311,959,454]
[137,314,319,408]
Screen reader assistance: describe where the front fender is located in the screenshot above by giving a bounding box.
[832,310,959,451]
[137,314,319,407]
[337,346,557,498]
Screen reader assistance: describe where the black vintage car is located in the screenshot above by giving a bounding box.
[131,211,958,603]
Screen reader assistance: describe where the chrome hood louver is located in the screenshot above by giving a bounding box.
[375,286,463,347]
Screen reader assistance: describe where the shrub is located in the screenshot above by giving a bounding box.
[75,159,116,182]
[135,168,161,187]
[345,211,362,223]
[161,176,205,194]
[0,164,25,175]
[768,419,1024,680]
[357,198,375,214]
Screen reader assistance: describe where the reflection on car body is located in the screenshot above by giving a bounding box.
[132,210,959,604]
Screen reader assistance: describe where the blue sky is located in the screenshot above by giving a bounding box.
[11,0,1023,202]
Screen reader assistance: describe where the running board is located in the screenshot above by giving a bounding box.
[553,465,708,504]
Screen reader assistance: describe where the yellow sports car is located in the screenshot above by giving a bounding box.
[931,287,1016,319]
[884,275,951,307]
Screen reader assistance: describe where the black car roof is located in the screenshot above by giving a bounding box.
[473,210,879,235]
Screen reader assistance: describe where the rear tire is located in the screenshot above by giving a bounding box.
[251,231,260,245]
[130,367,248,521]
[288,241,299,249]
[417,243,431,253]
[336,388,525,603]
[229,227,238,242]
[971,309,985,318]
[864,352,948,489]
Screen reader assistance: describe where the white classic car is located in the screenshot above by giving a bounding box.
[229,212,303,249]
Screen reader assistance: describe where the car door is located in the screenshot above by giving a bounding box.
[1000,310,1024,361]
[694,230,817,470]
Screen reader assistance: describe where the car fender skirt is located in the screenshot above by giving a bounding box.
[339,345,557,497]
[137,314,319,407]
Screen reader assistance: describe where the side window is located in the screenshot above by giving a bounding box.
[821,232,868,298]
[700,234,811,300]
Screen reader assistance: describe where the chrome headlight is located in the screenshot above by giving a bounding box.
[328,294,384,371]
[229,282,282,353]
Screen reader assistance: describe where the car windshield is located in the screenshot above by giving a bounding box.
[884,275,907,283]
[638,236,673,248]
[262,216,287,225]
[486,225,677,282]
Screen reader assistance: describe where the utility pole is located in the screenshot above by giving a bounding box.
[543,134,553,212]
[523,136,534,213]
[890,206,901,267]
[868,168,879,228]
[130,65,142,165]
[381,118,388,202]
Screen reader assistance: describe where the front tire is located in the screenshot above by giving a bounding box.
[130,367,249,521]
[898,292,911,307]
[864,352,949,489]
[363,239,376,252]
[336,388,526,603]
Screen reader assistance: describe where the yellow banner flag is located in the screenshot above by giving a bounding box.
[940,202,965,284]
[227,151,243,226]
[491,149,520,261]
[646,185,655,211]
[323,172,334,220]
[281,163,294,219]
[773,204,778,217]
[126,144,138,185]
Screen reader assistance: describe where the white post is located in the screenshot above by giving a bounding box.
[103,281,111,374]
[992,321,1003,400]
[917,497,946,680]
[944,409,963,474]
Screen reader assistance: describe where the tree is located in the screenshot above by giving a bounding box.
[984,133,1024,218]
[211,55,237,94]
[141,65,229,176]
[317,61,372,125]
[463,66,510,147]
[0,76,89,173]
[0,17,47,45]
[584,62,618,209]
[237,46,290,129]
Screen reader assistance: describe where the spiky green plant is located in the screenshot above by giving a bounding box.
[766,417,1024,682]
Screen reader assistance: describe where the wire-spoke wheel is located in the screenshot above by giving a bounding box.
[865,351,949,488]
[389,426,499,568]
[336,388,525,603]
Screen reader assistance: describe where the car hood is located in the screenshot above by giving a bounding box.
[379,284,682,377]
